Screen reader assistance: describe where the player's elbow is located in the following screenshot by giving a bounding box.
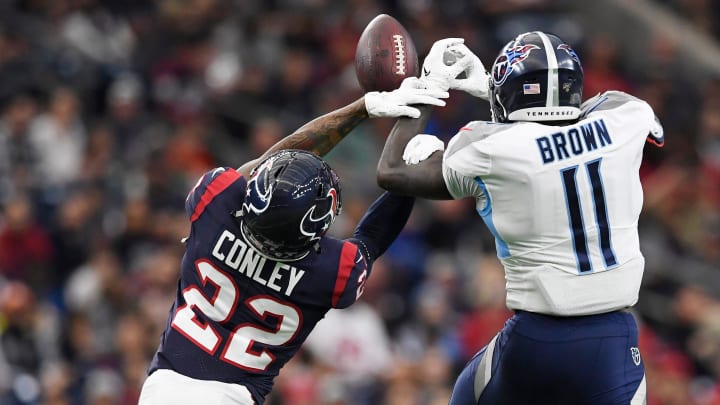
[376,166,402,192]
[376,168,392,190]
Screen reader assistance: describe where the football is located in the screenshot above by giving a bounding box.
[354,14,419,92]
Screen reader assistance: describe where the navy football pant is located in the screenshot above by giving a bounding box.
[449,310,646,405]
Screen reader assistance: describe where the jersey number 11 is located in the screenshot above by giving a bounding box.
[560,158,617,274]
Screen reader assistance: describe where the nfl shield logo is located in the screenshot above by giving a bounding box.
[630,347,641,366]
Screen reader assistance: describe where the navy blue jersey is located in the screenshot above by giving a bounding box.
[148,167,370,403]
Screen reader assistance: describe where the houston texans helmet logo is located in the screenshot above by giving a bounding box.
[299,187,338,242]
[492,44,540,86]
[557,44,580,63]
[242,157,275,215]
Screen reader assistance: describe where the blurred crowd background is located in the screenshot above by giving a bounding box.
[0,0,718,404]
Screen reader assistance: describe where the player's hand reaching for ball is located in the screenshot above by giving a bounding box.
[421,39,490,100]
[445,43,490,100]
[421,38,469,92]
[365,77,449,119]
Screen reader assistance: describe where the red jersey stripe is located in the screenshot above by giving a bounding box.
[190,170,242,222]
[332,242,359,307]
[646,136,664,148]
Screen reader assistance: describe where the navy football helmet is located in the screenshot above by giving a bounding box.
[239,150,341,261]
[489,31,583,123]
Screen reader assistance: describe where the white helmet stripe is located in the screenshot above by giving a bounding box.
[536,31,559,107]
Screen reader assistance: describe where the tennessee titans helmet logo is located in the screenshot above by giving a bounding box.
[492,44,540,86]
[557,44,580,63]
[299,187,338,242]
[242,156,276,215]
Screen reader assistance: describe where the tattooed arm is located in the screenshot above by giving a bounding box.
[237,98,368,178]
[236,80,448,177]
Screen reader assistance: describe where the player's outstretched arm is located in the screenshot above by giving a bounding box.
[332,191,415,309]
[350,191,415,265]
[376,105,452,199]
[237,99,368,177]
[376,38,478,200]
[237,86,447,178]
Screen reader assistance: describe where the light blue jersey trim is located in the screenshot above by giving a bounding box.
[474,177,510,259]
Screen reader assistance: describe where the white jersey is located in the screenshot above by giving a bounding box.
[442,91,664,316]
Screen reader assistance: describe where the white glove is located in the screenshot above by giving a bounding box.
[421,38,473,92]
[446,44,490,100]
[365,77,449,119]
[402,134,445,165]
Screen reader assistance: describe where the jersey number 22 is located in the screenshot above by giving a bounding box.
[171,259,302,371]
